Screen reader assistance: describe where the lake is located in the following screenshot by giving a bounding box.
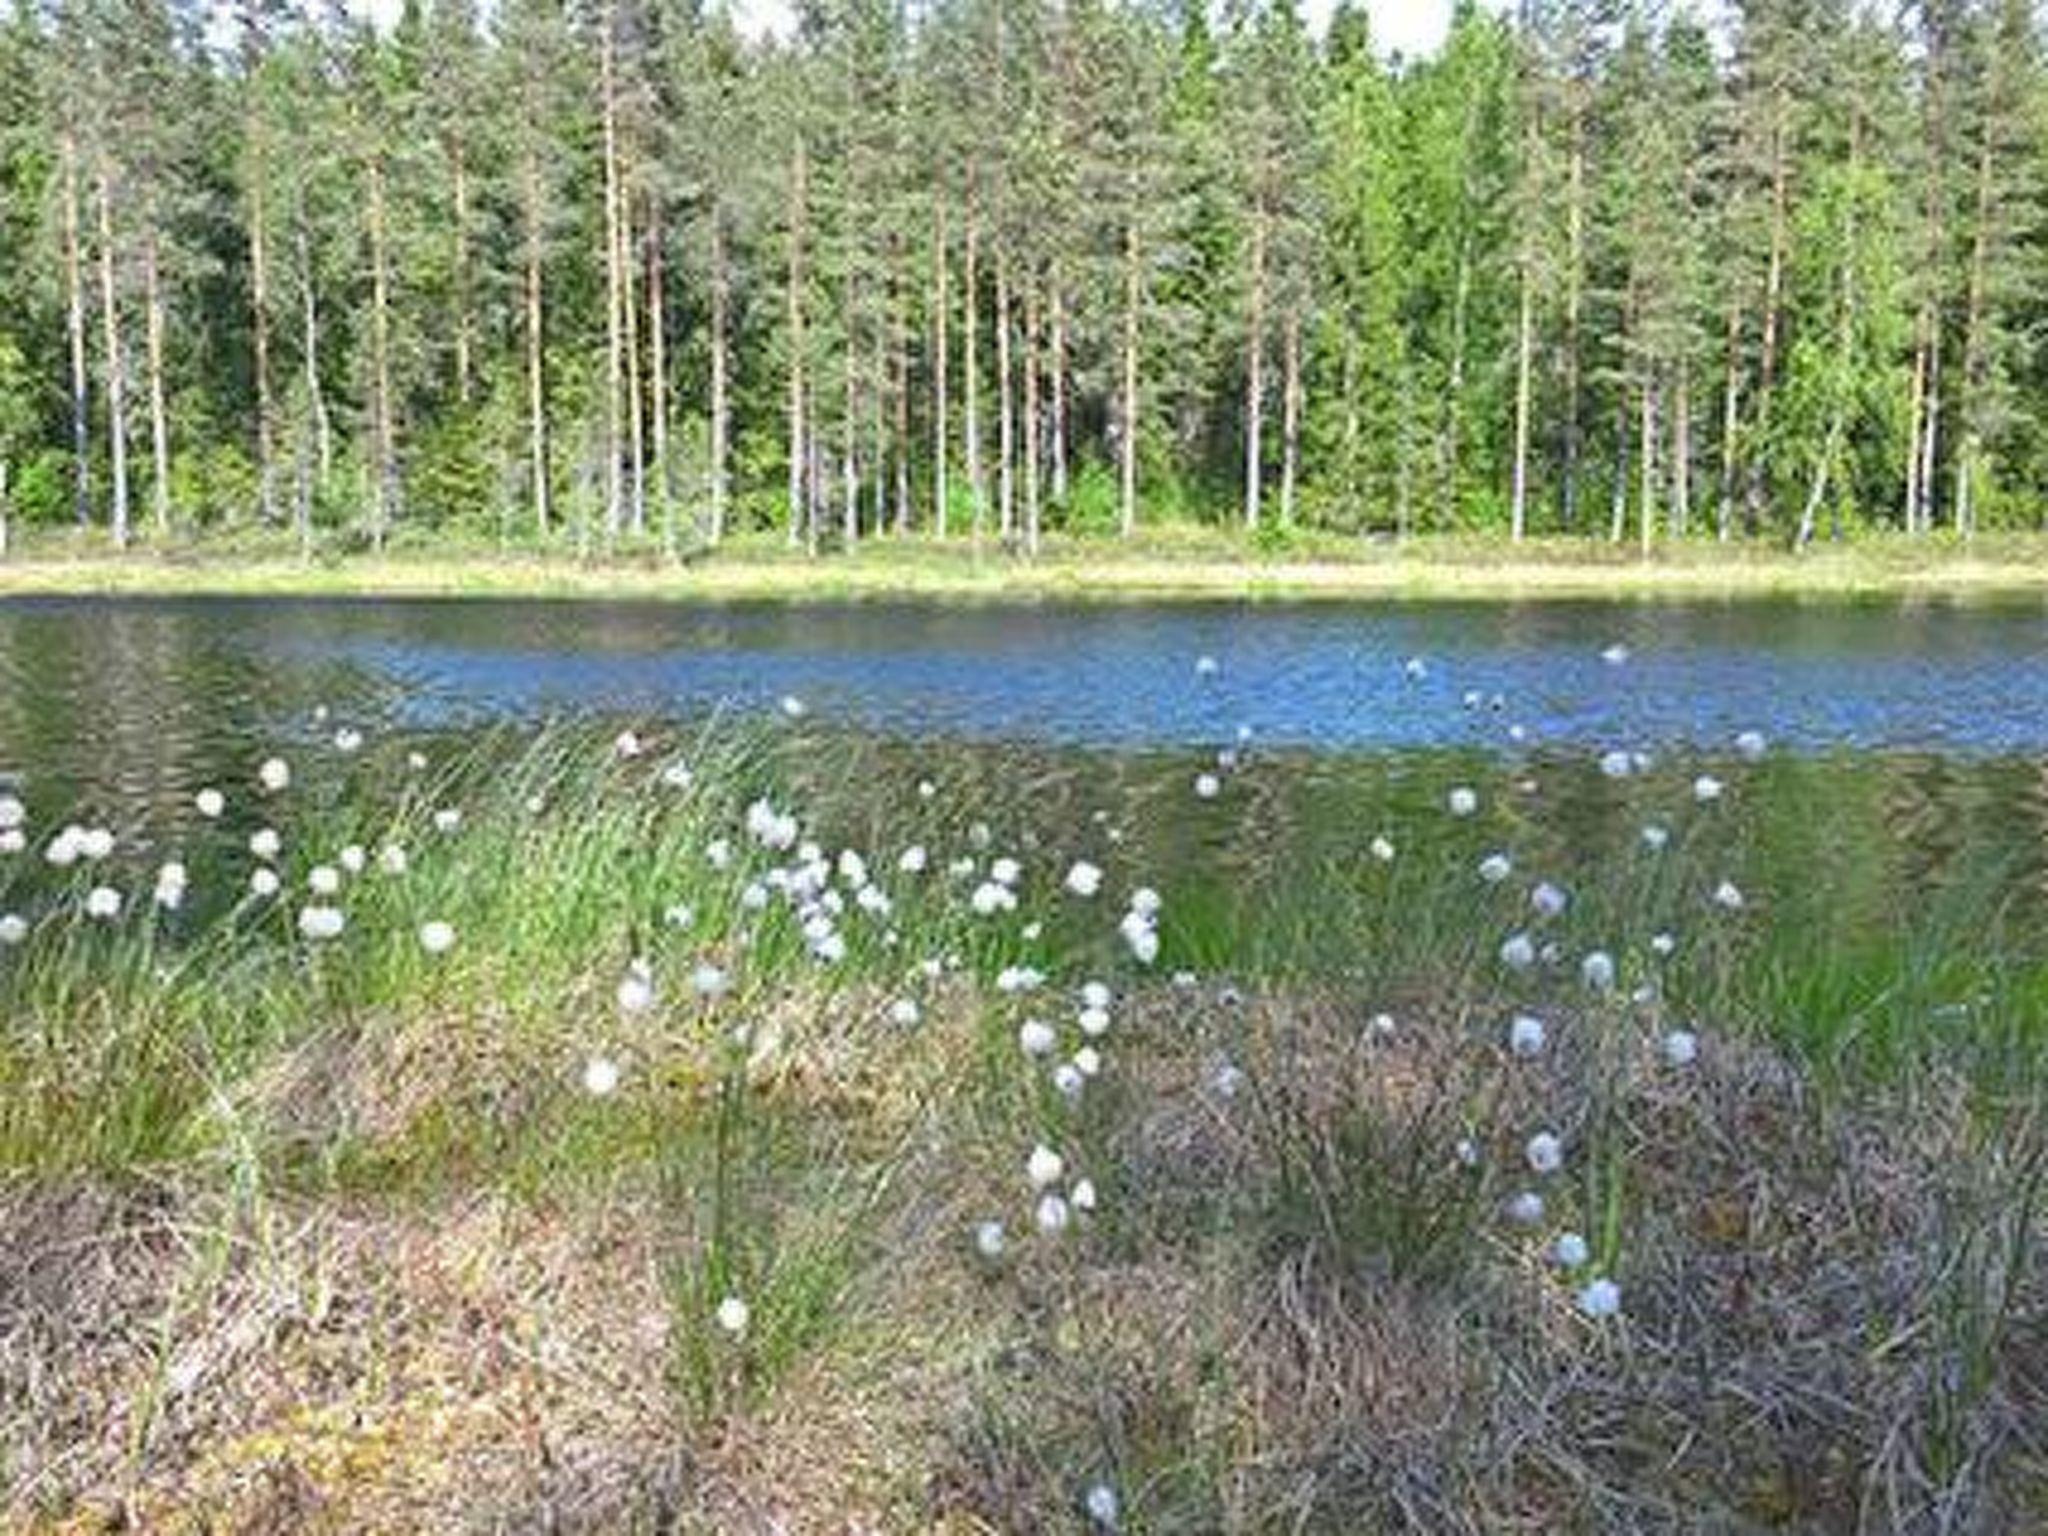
[4,593,2047,965]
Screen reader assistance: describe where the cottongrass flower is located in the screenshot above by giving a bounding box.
[1027,1144,1065,1189]
[1064,859,1103,897]
[715,1295,750,1336]
[1478,852,1512,883]
[1402,655,1428,680]
[297,904,345,940]
[1194,654,1219,677]
[1508,1013,1547,1058]
[1081,980,1111,1009]
[1447,786,1478,817]
[898,844,928,875]
[1369,835,1395,862]
[1074,1045,1102,1077]
[1650,931,1677,957]
[249,867,280,898]
[1663,1028,1699,1067]
[1119,908,1159,965]
[0,795,20,831]
[971,881,1016,916]
[1052,1062,1085,1100]
[887,998,921,1027]
[0,829,20,855]
[1577,1277,1622,1319]
[1581,950,1616,991]
[779,694,807,719]
[1734,728,1768,761]
[339,844,366,874]
[617,960,657,1015]
[1367,1011,1396,1039]
[1712,879,1745,911]
[613,729,643,759]
[258,757,291,792]
[1194,772,1221,800]
[1600,642,1630,665]
[419,920,457,956]
[1525,1131,1563,1175]
[997,965,1044,994]
[1552,1232,1591,1269]
[660,760,693,789]
[1641,823,1670,851]
[917,778,937,800]
[333,727,364,755]
[407,749,428,771]
[308,865,341,896]
[665,903,695,931]
[691,962,730,1000]
[153,861,187,910]
[44,827,82,868]
[1499,932,1536,971]
[1035,1193,1071,1234]
[1210,1056,1245,1098]
[974,1220,1006,1261]
[194,787,225,819]
[1530,881,1568,918]
[0,912,25,945]
[1018,1019,1057,1056]
[1599,749,1633,779]
[249,827,282,861]
[84,885,122,921]
[432,807,463,834]
[989,855,1021,887]
[1506,1190,1546,1226]
[1078,1005,1110,1038]
[582,1054,621,1097]
[378,842,409,876]
[1071,1178,1098,1212]
[1693,774,1725,803]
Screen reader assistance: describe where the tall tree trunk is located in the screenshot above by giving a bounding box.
[1442,234,1472,526]
[451,137,472,405]
[893,259,910,536]
[1510,253,1534,541]
[142,229,170,535]
[1049,285,1068,507]
[1746,93,1790,530]
[61,133,89,529]
[1280,307,1300,527]
[1562,121,1584,531]
[296,213,331,485]
[1955,98,2000,540]
[963,188,983,543]
[600,12,624,545]
[1119,216,1140,541]
[995,257,1013,541]
[931,198,948,538]
[786,137,807,546]
[620,182,644,538]
[1670,361,1690,538]
[1022,277,1041,556]
[842,266,859,547]
[95,164,129,550]
[1716,295,1743,541]
[1638,376,1655,557]
[249,140,276,525]
[1903,316,1927,533]
[709,212,730,545]
[366,156,395,550]
[1242,206,1265,531]
[647,208,670,550]
[523,151,549,536]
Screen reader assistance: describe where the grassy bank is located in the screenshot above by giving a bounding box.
[1,526,2046,603]
[3,714,2046,1529]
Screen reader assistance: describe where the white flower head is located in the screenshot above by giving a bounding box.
[249,867,280,897]
[297,904,345,940]
[378,842,409,875]
[1027,1143,1064,1189]
[1019,1019,1057,1056]
[1641,823,1670,851]
[1553,1231,1591,1269]
[1663,1028,1700,1067]
[1034,1192,1071,1235]
[582,1054,621,1097]
[1734,729,1767,762]
[84,885,122,921]
[0,913,25,945]
[1599,749,1634,779]
[1508,1013,1547,1058]
[898,844,928,875]
[1693,774,1725,803]
[1581,950,1616,991]
[1525,1131,1563,1175]
[1712,879,1745,911]
[339,844,367,874]
[617,960,657,1015]
[974,1220,1006,1260]
[1577,1277,1622,1319]
[194,787,225,819]
[258,757,291,793]
[1194,772,1221,800]
[1506,1190,1546,1226]
[307,864,341,896]
[249,827,281,862]
[691,962,730,1000]
[1369,835,1396,862]
[715,1294,750,1335]
[1478,853,1512,884]
[1500,932,1536,971]
[432,807,462,834]
[1194,654,1219,677]
[1447,786,1478,817]
[887,997,921,1027]
[1530,881,1569,919]
[1064,860,1103,897]
[419,920,457,956]
[613,729,643,759]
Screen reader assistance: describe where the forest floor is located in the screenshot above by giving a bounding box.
[1,527,2046,602]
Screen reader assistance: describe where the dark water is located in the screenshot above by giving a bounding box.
[3,595,2047,785]
[1,593,2046,967]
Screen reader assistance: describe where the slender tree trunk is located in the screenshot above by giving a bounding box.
[1023,277,1041,556]
[620,183,644,538]
[1670,361,1690,538]
[451,137,472,405]
[1242,206,1266,531]
[61,133,89,529]
[142,229,170,534]
[523,152,549,536]
[1280,307,1300,527]
[931,198,949,538]
[600,13,624,545]
[1955,110,1999,540]
[786,137,807,546]
[1562,123,1584,531]
[1049,285,1068,507]
[1716,295,1742,541]
[1904,315,1927,533]
[1920,327,1943,532]
[1608,395,1628,543]
[297,213,330,484]
[1119,216,1140,540]
[892,236,910,535]
[709,213,730,545]
[1442,235,1472,526]
[1746,95,1790,530]
[842,267,858,547]
[1638,377,1655,557]
[95,165,129,550]
[995,257,1013,541]
[963,189,983,544]
[366,156,395,550]
[647,209,670,550]
[1510,254,1534,541]
[249,140,276,524]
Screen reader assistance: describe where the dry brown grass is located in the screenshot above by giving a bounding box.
[5,986,2046,1533]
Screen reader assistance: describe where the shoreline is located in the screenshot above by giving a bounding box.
[0,535,2044,603]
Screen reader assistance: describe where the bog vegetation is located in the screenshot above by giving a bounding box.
[2,653,2044,1528]
[0,1,2044,560]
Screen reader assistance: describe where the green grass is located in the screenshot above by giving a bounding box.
[2,718,2046,1528]
[6,522,2048,602]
